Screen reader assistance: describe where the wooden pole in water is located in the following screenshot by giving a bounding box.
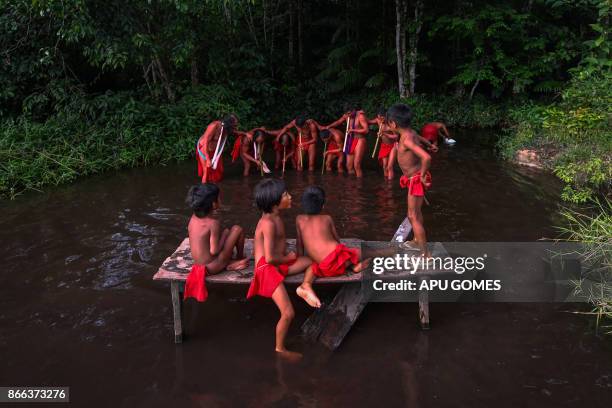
[321,141,328,175]
[342,117,350,153]
[298,131,303,169]
[371,127,382,159]
[282,145,286,175]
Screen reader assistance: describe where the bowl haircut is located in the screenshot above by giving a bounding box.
[301,185,326,215]
[186,183,220,218]
[386,104,413,128]
[254,178,287,213]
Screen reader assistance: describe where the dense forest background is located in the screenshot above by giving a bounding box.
[1,0,610,200]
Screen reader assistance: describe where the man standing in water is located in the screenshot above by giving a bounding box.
[324,107,369,177]
[278,115,319,172]
[386,104,432,257]
[421,121,451,147]
[197,115,238,183]
[369,108,398,180]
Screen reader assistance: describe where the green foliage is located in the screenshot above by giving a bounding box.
[0,85,252,198]
[501,69,611,203]
[430,1,581,97]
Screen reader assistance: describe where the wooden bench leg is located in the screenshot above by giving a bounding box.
[418,278,430,330]
[171,281,183,343]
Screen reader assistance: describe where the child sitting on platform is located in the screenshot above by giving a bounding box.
[247,178,312,360]
[183,184,248,302]
[295,186,370,309]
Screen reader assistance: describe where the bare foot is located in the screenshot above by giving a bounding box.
[352,257,372,273]
[226,258,249,271]
[275,349,303,363]
[296,285,322,308]
[400,240,421,251]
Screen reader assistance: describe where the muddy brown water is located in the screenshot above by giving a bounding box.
[1,131,610,407]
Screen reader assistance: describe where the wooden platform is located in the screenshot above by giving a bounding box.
[154,218,450,346]
[153,238,364,284]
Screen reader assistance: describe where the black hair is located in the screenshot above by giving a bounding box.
[186,183,220,218]
[222,114,237,133]
[253,130,265,141]
[386,104,413,128]
[377,107,386,117]
[319,129,331,140]
[254,178,287,213]
[295,115,307,127]
[301,186,326,215]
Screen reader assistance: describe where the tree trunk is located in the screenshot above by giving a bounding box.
[395,0,408,98]
[154,57,175,102]
[190,58,199,86]
[407,0,424,96]
[289,0,294,62]
[297,0,303,68]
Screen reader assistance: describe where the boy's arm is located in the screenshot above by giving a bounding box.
[440,124,450,138]
[416,134,438,152]
[295,218,305,256]
[262,220,295,265]
[209,221,222,256]
[403,133,432,184]
[277,120,296,140]
[323,113,349,129]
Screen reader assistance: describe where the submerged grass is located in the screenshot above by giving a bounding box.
[558,199,612,334]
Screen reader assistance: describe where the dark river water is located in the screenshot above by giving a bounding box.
[1,131,610,407]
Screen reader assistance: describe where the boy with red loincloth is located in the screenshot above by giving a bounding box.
[369,108,399,180]
[278,115,319,172]
[197,115,238,183]
[231,128,268,176]
[277,133,296,171]
[324,107,369,177]
[183,184,249,302]
[420,122,451,147]
[387,104,433,257]
[262,128,295,171]
[247,178,312,360]
[295,186,370,308]
[319,129,345,173]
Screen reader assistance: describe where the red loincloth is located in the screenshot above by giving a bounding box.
[311,244,359,278]
[202,158,224,183]
[399,171,432,197]
[184,264,208,302]
[273,140,282,152]
[421,124,438,143]
[231,137,242,162]
[378,142,393,162]
[327,141,341,156]
[246,257,297,299]
[349,137,359,154]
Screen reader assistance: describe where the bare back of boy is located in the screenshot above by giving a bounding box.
[188,216,247,274]
[295,214,339,263]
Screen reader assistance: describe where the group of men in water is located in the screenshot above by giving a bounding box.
[189,103,453,359]
[196,108,451,181]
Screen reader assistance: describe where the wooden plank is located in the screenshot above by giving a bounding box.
[301,218,414,349]
[153,238,364,284]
